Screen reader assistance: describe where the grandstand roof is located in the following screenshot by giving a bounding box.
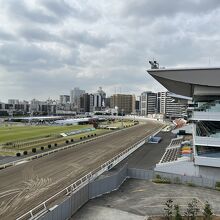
[147,67,220,98]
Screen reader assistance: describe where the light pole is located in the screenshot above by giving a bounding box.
[121,108,124,128]
[115,106,118,117]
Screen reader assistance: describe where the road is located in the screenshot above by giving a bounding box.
[0,120,163,219]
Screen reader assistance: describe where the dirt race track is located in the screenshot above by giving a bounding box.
[0,120,163,220]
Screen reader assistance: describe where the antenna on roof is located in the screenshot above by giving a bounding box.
[149,59,159,69]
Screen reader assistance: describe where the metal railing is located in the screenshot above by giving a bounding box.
[16,126,162,220]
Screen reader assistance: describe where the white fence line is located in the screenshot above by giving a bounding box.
[16,126,162,220]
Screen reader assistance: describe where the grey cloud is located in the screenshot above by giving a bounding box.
[18,27,60,42]
[0,42,66,71]
[122,0,220,21]
[65,31,113,49]
[5,0,60,24]
[1,0,220,101]
[39,0,100,23]
[0,30,16,41]
[39,0,72,18]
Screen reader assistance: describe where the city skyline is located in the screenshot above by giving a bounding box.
[0,86,142,103]
[1,1,220,101]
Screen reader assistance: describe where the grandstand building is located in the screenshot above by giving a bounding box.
[147,66,220,179]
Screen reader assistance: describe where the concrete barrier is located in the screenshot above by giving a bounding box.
[39,164,128,220]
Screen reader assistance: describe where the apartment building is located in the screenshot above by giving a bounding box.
[110,94,135,114]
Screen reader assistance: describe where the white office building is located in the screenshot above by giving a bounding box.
[158,92,189,118]
[140,91,157,116]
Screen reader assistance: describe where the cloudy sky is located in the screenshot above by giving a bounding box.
[0,0,220,102]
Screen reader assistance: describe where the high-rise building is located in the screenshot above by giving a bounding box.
[0,100,29,116]
[157,92,166,114]
[110,94,135,114]
[59,95,70,104]
[135,100,140,114]
[30,99,56,115]
[89,87,106,112]
[97,87,106,107]
[8,99,19,105]
[79,93,90,113]
[140,91,157,116]
[105,97,111,109]
[92,94,102,111]
[70,87,85,108]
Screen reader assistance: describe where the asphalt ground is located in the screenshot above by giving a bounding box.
[0,120,163,220]
[117,131,175,170]
[74,179,220,219]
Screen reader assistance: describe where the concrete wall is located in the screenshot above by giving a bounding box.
[128,168,217,189]
[89,164,127,199]
[155,161,199,176]
[40,164,128,220]
[40,184,89,220]
[127,168,154,180]
[198,166,220,180]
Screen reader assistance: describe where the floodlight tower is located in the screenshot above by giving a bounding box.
[149,60,159,69]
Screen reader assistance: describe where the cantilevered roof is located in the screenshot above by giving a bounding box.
[147,67,220,98]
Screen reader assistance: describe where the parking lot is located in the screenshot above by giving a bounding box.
[74,179,220,219]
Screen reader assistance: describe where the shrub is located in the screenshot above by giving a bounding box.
[54,143,57,147]
[187,182,195,187]
[184,199,200,220]
[91,134,94,137]
[71,139,74,142]
[16,152,21,157]
[94,133,97,136]
[203,201,213,220]
[41,146,44,151]
[32,148,36,153]
[80,137,83,140]
[23,151,28,155]
[152,178,171,184]
[84,136,86,139]
[87,135,90,138]
[156,174,161,179]
[48,144,52,149]
[215,181,220,190]
[164,199,173,220]
[174,204,182,220]
[65,140,69,144]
